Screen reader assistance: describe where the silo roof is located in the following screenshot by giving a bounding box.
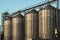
[12,10,24,18]
[24,9,38,15]
[39,4,60,11]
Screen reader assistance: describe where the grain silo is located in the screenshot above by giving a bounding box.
[4,13,12,40]
[12,11,25,40]
[25,9,39,40]
[58,10,60,39]
[39,5,56,40]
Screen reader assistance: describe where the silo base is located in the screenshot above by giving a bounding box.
[39,38,53,40]
[4,37,12,40]
[26,38,32,40]
[26,38,40,40]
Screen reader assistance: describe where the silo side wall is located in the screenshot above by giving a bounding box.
[39,8,56,40]
[4,19,12,40]
[25,10,39,40]
[12,15,24,40]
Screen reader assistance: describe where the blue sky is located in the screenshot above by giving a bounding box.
[0,0,44,25]
[0,0,60,31]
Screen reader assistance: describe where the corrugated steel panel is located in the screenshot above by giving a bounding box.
[4,17,12,40]
[12,13,25,40]
[25,9,39,40]
[39,5,56,40]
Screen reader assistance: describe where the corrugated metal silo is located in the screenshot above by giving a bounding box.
[39,5,56,40]
[4,16,12,40]
[58,10,60,38]
[12,11,25,40]
[25,9,39,40]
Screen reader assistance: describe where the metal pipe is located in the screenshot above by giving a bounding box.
[56,0,59,40]
[11,0,56,16]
